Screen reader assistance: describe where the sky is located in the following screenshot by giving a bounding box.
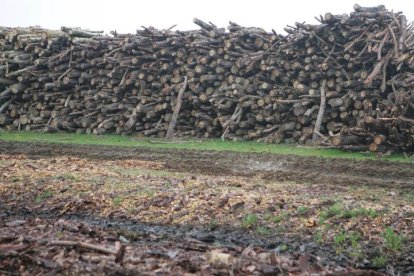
[0,0,413,34]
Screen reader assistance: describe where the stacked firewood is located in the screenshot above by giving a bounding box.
[1,4,414,152]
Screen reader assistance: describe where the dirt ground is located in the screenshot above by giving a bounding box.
[0,141,413,275]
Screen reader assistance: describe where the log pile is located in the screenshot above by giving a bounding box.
[1,4,414,152]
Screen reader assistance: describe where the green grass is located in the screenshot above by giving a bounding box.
[35,190,53,203]
[0,131,411,162]
[268,212,288,224]
[112,195,124,206]
[372,255,387,267]
[342,207,379,219]
[320,203,381,223]
[241,214,259,228]
[382,227,403,252]
[256,226,272,235]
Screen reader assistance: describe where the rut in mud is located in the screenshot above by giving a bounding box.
[1,141,413,275]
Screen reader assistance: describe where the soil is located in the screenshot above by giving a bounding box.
[0,141,413,275]
[1,141,414,189]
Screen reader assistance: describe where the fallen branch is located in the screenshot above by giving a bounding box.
[48,240,117,255]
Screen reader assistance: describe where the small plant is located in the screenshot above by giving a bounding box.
[382,227,403,252]
[342,207,378,219]
[333,231,346,247]
[348,232,363,260]
[372,255,387,267]
[314,231,323,244]
[333,231,346,254]
[327,203,343,217]
[164,180,172,189]
[320,203,343,222]
[348,232,361,249]
[242,214,258,228]
[349,247,364,260]
[297,206,309,216]
[35,190,53,203]
[256,226,271,236]
[112,195,124,206]
[271,212,287,224]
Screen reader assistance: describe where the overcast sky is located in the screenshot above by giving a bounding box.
[0,0,412,34]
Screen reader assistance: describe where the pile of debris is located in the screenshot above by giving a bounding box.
[1,4,414,151]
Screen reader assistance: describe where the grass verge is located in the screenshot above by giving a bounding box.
[0,131,411,162]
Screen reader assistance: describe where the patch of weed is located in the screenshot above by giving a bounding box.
[242,214,258,228]
[35,190,53,203]
[314,231,323,244]
[382,227,403,252]
[320,203,343,222]
[342,207,378,219]
[334,231,346,247]
[270,212,287,224]
[372,255,387,267]
[256,226,271,236]
[112,195,124,206]
[297,206,309,216]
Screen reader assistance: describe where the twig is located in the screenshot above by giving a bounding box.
[104,47,122,57]
[398,116,414,124]
[68,49,73,66]
[49,240,117,255]
[381,51,391,92]
[312,80,326,142]
[377,32,389,61]
[166,24,177,31]
[274,99,303,103]
[387,25,399,59]
[0,100,11,113]
[166,76,188,139]
[119,69,129,87]
[0,87,11,99]
[58,68,72,82]
[364,49,393,87]
[6,65,36,77]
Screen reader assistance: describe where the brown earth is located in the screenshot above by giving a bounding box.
[0,141,413,275]
[1,141,414,189]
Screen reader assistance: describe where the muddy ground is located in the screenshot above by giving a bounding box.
[0,141,413,275]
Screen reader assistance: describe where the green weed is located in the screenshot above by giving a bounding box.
[112,195,124,206]
[314,231,323,244]
[372,255,387,267]
[256,226,271,235]
[242,214,258,228]
[382,227,403,252]
[270,212,287,224]
[297,206,309,216]
[35,190,53,203]
[342,207,378,219]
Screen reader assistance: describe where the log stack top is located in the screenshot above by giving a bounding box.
[1,4,414,152]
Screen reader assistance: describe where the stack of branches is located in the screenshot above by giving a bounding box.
[1,4,414,152]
